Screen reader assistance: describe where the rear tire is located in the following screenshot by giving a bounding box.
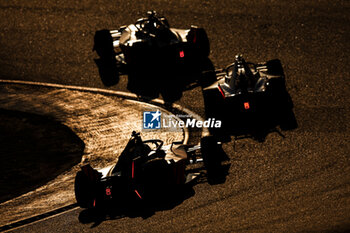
[201,136,222,184]
[94,30,115,59]
[197,58,216,87]
[203,89,227,137]
[75,171,97,209]
[94,58,119,87]
[93,30,119,87]
[187,27,210,57]
[266,59,284,75]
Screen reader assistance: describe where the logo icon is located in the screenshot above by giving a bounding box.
[143,110,161,129]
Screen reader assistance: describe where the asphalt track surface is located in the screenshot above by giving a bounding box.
[0,0,349,232]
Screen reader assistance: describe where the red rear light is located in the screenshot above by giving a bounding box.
[218,85,225,99]
[131,161,134,178]
[244,102,250,110]
[135,190,142,199]
[106,188,111,196]
[179,50,185,58]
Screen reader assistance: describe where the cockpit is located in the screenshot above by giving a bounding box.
[225,54,257,93]
[133,11,176,44]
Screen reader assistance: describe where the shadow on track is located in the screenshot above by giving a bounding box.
[0,109,85,203]
[205,93,298,143]
[95,55,216,103]
[78,183,195,227]
[77,166,230,228]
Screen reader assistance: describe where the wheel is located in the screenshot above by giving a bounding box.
[93,30,119,87]
[200,136,222,184]
[266,59,284,75]
[187,27,210,57]
[93,30,115,59]
[74,170,98,208]
[203,88,227,137]
[94,58,119,87]
[197,58,217,87]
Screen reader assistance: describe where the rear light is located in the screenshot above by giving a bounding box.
[135,190,142,199]
[106,188,111,196]
[131,161,135,178]
[218,85,225,99]
[244,102,250,110]
[179,50,185,58]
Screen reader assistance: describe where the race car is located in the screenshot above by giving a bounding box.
[93,11,215,101]
[74,131,223,210]
[203,54,297,138]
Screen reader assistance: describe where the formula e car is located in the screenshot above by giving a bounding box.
[75,131,223,210]
[203,54,297,137]
[93,11,214,100]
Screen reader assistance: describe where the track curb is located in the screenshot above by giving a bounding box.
[0,79,209,143]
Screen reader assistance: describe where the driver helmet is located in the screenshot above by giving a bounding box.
[232,54,254,90]
[146,11,158,29]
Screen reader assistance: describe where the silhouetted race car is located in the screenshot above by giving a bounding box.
[203,54,297,137]
[93,11,214,100]
[75,131,224,210]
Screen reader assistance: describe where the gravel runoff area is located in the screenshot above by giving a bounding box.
[0,83,185,227]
